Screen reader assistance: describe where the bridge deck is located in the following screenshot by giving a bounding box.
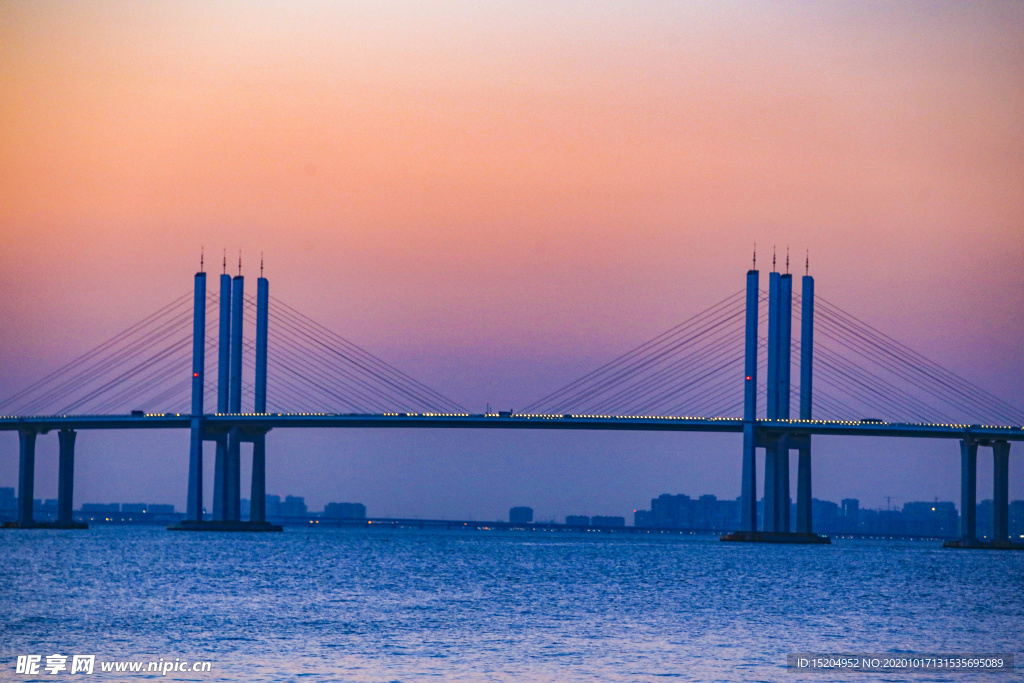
[1,413,1022,441]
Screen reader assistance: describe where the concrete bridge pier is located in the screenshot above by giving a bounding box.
[16,428,36,525]
[5,427,86,529]
[944,438,1021,549]
[960,438,978,542]
[776,435,790,532]
[226,432,241,521]
[763,442,776,531]
[57,429,77,526]
[212,438,228,521]
[796,445,812,533]
[992,441,1009,542]
[250,433,266,523]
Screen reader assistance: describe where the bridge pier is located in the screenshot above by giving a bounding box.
[17,428,37,525]
[960,438,978,542]
[763,443,776,531]
[250,434,266,523]
[212,437,228,521]
[944,439,1021,549]
[5,427,86,529]
[776,435,791,532]
[993,441,1009,542]
[796,445,811,533]
[227,432,241,521]
[57,429,77,525]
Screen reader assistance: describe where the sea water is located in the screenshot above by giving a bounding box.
[1,526,1021,682]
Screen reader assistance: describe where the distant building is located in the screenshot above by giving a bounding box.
[565,515,589,526]
[903,501,958,538]
[281,496,307,517]
[0,488,15,521]
[812,498,840,532]
[81,503,120,513]
[840,499,860,533]
[121,503,148,513]
[637,493,740,530]
[324,502,366,519]
[265,495,281,518]
[591,516,625,528]
[1011,500,1024,540]
[509,506,533,524]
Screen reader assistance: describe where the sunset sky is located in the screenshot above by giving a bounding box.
[1,1,1022,519]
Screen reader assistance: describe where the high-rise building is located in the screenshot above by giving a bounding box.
[281,496,307,518]
[509,506,533,524]
[324,502,366,519]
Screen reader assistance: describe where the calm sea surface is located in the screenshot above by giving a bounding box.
[1,526,1021,682]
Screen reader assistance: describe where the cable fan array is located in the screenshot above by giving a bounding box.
[2,281,1021,425]
[0,291,465,416]
[522,290,749,416]
[524,288,1024,426]
[244,294,466,414]
[803,294,1024,426]
[0,293,201,415]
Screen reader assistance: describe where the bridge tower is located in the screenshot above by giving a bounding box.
[170,262,280,531]
[725,263,828,544]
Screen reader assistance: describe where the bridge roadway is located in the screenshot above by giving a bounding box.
[2,412,1023,441]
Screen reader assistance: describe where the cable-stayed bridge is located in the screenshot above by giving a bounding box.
[2,266,1021,545]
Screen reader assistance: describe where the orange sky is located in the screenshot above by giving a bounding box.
[1,1,1022,515]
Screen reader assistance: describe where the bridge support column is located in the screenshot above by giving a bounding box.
[57,429,76,524]
[18,429,37,525]
[250,434,266,523]
[186,270,207,523]
[776,436,790,532]
[212,437,227,521]
[741,425,757,532]
[796,445,811,533]
[740,268,759,532]
[226,433,241,522]
[186,419,203,522]
[797,273,815,535]
[213,271,232,522]
[250,274,270,525]
[226,274,244,522]
[763,443,776,532]
[992,441,1009,543]
[959,439,977,542]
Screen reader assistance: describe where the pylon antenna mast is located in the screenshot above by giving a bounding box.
[238,250,242,277]
[772,245,776,271]
[805,249,809,276]
[222,249,227,274]
[260,252,264,278]
[786,246,790,274]
[753,243,756,270]
[200,246,204,273]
